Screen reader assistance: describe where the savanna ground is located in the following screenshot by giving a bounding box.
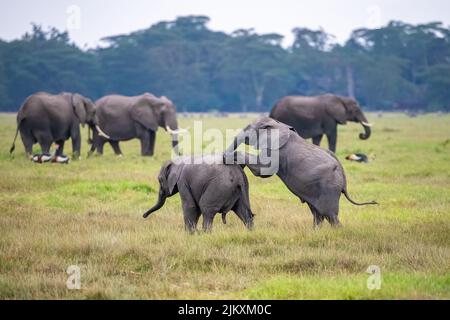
[0,112,449,300]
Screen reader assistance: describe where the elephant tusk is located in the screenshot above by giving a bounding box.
[166,125,189,135]
[165,125,176,134]
[96,125,110,139]
[178,127,190,134]
[361,122,373,127]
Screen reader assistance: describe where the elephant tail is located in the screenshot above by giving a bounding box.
[143,188,167,218]
[9,115,24,155]
[342,189,378,206]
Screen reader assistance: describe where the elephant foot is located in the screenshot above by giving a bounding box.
[72,152,81,160]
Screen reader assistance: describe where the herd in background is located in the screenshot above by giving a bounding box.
[9,91,377,231]
[10,92,187,160]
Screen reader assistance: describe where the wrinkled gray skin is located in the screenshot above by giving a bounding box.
[270,94,372,152]
[143,155,254,233]
[10,92,95,158]
[89,94,180,157]
[225,117,377,227]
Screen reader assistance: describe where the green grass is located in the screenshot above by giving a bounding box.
[0,112,449,299]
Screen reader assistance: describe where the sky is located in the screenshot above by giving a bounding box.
[1,0,450,48]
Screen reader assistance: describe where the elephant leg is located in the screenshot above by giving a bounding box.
[138,131,151,156]
[180,191,201,233]
[96,138,107,155]
[55,140,65,156]
[326,215,341,227]
[183,206,201,233]
[307,203,324,228]
[148,130,156,156]
[88,143,96,157]
[19,130,34,158]
[202,211,216,233]
[312,135,323,146]
[326,128,337,153]
[88,130,98,157]
[232,200,254,230]
[109,141,123,156]
[70,126,81,159]
[35,131,53,154]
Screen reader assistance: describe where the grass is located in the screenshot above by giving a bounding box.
[0,112,449,299]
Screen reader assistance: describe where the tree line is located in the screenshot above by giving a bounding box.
[1,15,449,112]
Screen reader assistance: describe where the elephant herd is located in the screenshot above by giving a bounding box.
[10,92,185,159]
[10,91,377,231]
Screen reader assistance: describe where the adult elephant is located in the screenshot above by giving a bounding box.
[9,92,96,158]
[270,94,372,152]
[89,94,185,156]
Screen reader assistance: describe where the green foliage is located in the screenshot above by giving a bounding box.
[1,18,450,111]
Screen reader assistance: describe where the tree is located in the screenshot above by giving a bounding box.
[0,18,449,112]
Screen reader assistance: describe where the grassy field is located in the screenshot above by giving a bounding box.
[0,112,449,299]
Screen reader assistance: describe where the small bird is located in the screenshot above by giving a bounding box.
[346,153,369,163]
[52,155,70,164]
[31,143,70,164]
[31,153,53,163]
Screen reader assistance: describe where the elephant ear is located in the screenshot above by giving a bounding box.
[131,96,165,131]
[72,94,87,124]
[325,97,347,125]
[257,124,293,150]
[162,161,184,195]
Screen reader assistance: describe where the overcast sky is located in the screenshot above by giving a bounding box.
[1,0,450,48]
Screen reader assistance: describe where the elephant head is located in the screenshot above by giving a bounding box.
[325,95,372,140]
[71,93,96,126]
[225,117,295,177]
[227,117,294,153]
[70,93,104,144]
[131,94,186,154]
[143,160,182,218]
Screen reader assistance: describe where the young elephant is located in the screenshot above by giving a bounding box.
[143,155,254,232]
[225,117,377,227]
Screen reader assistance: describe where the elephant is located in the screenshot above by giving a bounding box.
[143,155,254,232]
[224,117,377,227]
[9,92,95,158]
[89,93,186,157]
[270,94,373,152]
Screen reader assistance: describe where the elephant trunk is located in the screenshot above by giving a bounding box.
[143,189,167,218]
[359,123,372,140]
[165,114,183,156]
[171,137,180,155]
[357,113,372,140]
[226,131,245,153]
[87,126,93,145]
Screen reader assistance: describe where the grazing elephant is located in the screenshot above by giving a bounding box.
[143,155,254,232]
[89,94,185,157]
[224,117,377,227]
[10,92,95,158]
[270,94,372,152]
